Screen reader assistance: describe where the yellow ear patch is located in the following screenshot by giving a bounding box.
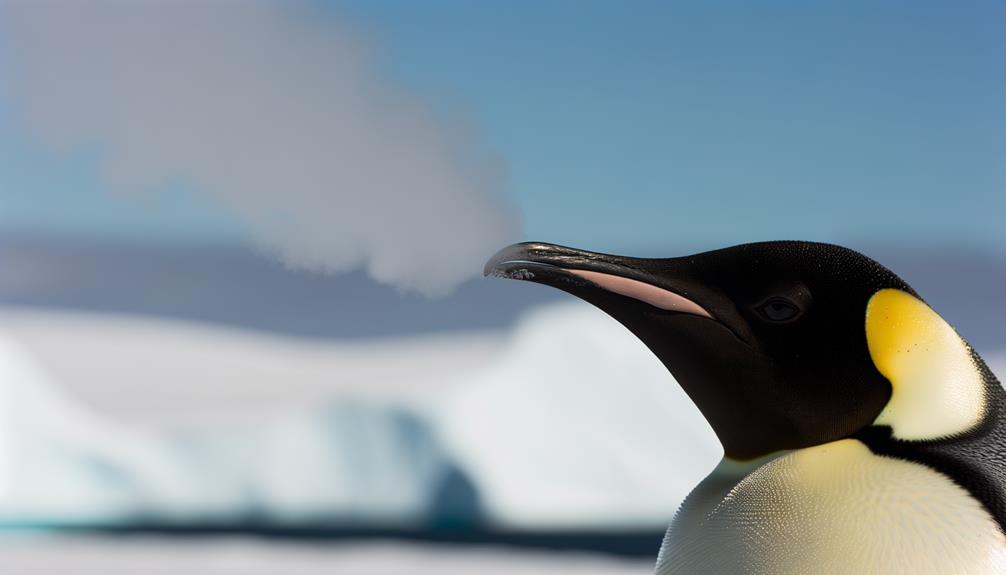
[866,289,985,440]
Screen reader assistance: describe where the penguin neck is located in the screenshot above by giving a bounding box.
[666,449,795,540]
[718,450,793,478]
[856,353,1006,530]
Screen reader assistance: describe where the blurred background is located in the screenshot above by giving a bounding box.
[0,1,1003,573]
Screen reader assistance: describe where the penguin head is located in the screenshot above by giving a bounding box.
[486,241,991,460]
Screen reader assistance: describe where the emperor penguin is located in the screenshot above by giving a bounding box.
[485,241,1006,574]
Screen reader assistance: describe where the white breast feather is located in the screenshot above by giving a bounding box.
[656,439,1006,574]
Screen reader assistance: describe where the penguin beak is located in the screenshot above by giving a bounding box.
[485,242,717,322]
[486,241,770,459]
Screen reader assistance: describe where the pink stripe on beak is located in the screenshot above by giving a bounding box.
[568,269,713,319]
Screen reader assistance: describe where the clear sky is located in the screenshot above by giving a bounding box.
[2,0,1004,255]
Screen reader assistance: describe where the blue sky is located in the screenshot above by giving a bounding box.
[2,0,1004,254]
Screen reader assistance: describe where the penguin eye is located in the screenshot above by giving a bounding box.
[756,297,801,322]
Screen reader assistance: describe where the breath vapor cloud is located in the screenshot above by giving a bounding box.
[0,0,521,296]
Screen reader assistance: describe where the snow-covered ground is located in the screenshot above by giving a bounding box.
[0,537,654,575]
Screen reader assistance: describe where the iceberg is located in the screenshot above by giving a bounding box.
[2,301,998,529]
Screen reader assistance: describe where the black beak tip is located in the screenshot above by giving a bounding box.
[483,242,549,278]
[483,248,508,277]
